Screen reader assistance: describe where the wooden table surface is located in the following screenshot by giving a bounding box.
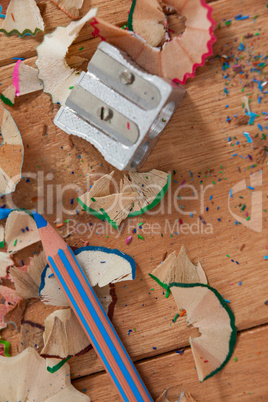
[0,0,268,401]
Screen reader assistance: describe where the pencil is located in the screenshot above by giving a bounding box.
[33,212,153,402]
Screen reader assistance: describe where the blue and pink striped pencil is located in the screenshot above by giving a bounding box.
[33,212,153,402]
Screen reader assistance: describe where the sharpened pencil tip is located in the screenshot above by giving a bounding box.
[33,211,48,229]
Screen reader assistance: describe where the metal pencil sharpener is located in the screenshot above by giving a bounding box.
[54,42,185,171]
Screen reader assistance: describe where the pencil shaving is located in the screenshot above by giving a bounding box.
[80,192,138,229]
[10,252,46,299]
[120,169,171,217]
[19,320,45,353]
[151,247,236,381]
[0,0,44,37]
[1,61,43,106]
[170,283,236,381]
[78,172,138,228]
[40,246,135,305]
[41,308,90,359]
[0,285,26,330]
[156,389,196,402]
[178,390,196,402]
[0,85,16,106]
[92,0,216,83]
[128,0,166,47]
[36,8,97,105]
[5,211,41,253]
[50,0,84,19]
[0,104,24,197]
[78,169,171,227]
[0,252,14,278]
[150,245,207,293]
[0,347,90,401]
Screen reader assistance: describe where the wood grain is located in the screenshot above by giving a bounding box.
[73,325,268,401]
[0,0,267,398]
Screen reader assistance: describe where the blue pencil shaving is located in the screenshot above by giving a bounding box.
[235,14,249,20]
[243,132,253,143]
[245,111,257,125]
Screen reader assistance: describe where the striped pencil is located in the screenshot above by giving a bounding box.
[33,213,153,402]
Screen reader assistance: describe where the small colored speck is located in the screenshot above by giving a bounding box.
[126,236,132,245]
[235,14,249,20]
[173,313,179,323]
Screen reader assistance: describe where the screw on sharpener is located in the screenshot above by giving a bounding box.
[54,42,185,171]
[119,69,135,85]
[98,106,113,121]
